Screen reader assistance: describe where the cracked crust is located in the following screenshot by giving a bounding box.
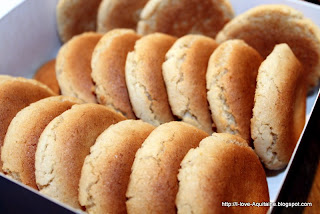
[56,32,102,103]
[56,0,103,43]
[1,96,82,189]
[137,0,234,38]
[162,35,218,134]
[251,44,306,170]
[206,40,263,142]
[216,4,320,89]
[0,77,55,172]
[33,59,60,95]
[97,0,149,33]
[125,33,176,126]
[176,133,269,214]
[91,29,141,119]
[79,120,155,214]
[35,103,125,209]
[126,121,208,214]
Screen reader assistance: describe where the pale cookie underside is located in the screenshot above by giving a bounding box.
[125,33,176,126]
[163,35,217,133]
[251,44,305,170]
[206,39,263,142]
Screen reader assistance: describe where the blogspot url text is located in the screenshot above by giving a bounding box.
[221,202,312,208]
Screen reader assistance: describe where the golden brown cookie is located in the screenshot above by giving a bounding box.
[162,34,218,134]
[33,59,60,94]
[126,121,208,214]
[1,96,81,189]
[56,32,102,103]
[125,33,176,126]
[0,77,55,171]
[216,4,320,89]
[176,133,269,214]
[56,0,103,42]
[35,103,125,209]
[97,0,149,33]
[79,120,155,214]
[206,39,263,142]
[91,29,140,119]
[251,44,306,170]
[137,0,234,38]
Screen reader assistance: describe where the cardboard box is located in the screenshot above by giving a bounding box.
[0,0,319,213]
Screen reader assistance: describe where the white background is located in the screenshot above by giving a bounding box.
[0,0,24,19]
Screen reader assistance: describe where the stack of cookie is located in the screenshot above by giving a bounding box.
[0,1,320,213]
[0,82,270,213]
[52,3,320,163]
[56,0,234,43]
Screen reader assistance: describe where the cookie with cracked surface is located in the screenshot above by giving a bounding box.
[35,103,125,209]
[216,4,320,89]
[176,133,269,214]
[137,0,234,38]
[97,0,149,33]
[33,59,60,94]
[56,0,103,43]
[91,29,140,119]
[126,121,208,214]
[56,32,102,103]
[125,33,176,126]
[1,96,82,189]
[162,35,218,134]
[251,43,306,170]
[206,39,263,142]
[0,77,56,171]
[79,120,155,214]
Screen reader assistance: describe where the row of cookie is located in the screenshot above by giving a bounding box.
[0,81,269,213]
[57,2,320,90]
[56,0,234,42]
[35,26,307,170]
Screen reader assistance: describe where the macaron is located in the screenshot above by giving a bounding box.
[56,32,102,103]
[176,133,269,214]
[125,33,176,126]
[56,0,103,42]
[79,120,155,214]
[0,77,55,171]
[251,43,306,170]
[33,59,60,94]
[1,96,82,189]
[216,4,320,89]
[137,0,234,38]
[206,39,263,142]
[162,34,218,134]
[126,121,208,214]
[97,0,149,33]
[91,29,141,119]
[35,103,125,209]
